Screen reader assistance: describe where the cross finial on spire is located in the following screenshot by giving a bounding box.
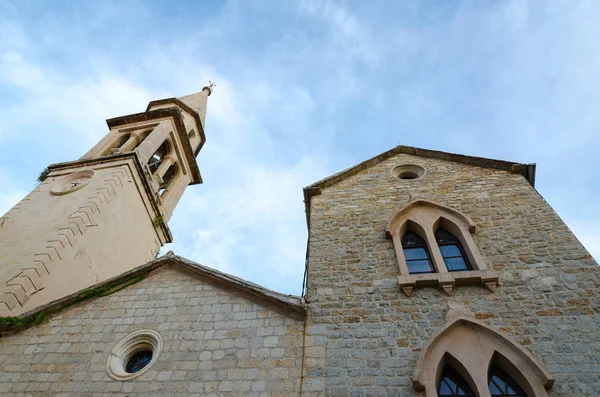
[208,80,217,91]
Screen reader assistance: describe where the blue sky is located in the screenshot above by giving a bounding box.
[0,0,598,295]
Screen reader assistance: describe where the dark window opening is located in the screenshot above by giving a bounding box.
[398,171,420,179]
[126,350,153,374]
[159,164,177,197]
[488,365,528,396]
[435,229,471,272]
[438,365,476,396]
[402,231,434,274]
[148,141,170,174]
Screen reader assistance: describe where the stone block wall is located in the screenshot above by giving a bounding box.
[303,153,600,396]
[0,265,304,396]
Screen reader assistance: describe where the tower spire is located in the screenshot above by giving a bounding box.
[0,88,210,316]
[177,85,212,131]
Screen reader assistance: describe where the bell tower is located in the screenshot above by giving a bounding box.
[0,86,212,316]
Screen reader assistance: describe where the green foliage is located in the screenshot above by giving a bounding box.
[37,168,50,183]
[0,274,147,332]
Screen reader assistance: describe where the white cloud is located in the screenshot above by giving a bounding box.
[0,51,158,146]
[0,0,598,297]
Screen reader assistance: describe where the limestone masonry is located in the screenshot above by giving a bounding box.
[0,89,598,396]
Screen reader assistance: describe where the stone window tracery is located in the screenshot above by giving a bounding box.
[386,200,498,296]
[438,366,476,396]
[488,365,528,397]
[413,302,553,397]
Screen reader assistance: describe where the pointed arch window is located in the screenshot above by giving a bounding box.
[488,365,528,397]
[437,366,476,396]
[435,229,471,272]
[388,200,500,296]
[402,231,434,274]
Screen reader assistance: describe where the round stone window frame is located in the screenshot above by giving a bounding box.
[391,164,426,180]
[106,329,162,380]
[50,170,96,196]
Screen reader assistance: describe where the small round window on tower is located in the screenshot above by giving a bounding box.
[391,164,426,180]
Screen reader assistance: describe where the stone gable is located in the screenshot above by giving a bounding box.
[0,265,304,396]
[303,152,599,396]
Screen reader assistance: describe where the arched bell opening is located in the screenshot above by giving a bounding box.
[159,163,178,198]
[188,129,199,150]
[148,141,171,175]
[102,133,131,156]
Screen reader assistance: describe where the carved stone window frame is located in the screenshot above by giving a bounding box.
[106,329,163,381]
[413,302,554,397]
[386,200,498,296]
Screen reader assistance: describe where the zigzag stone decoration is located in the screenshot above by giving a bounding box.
[0,166,132,316]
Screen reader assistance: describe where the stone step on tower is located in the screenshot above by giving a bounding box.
[0,86,212,317]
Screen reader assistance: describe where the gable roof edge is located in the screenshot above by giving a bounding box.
[166,254,306,320]
[302,145,536,227]
[0,253,305,335]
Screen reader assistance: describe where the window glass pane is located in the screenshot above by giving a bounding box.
[435,228,459,244]
[445,377,457,389]
[489,380,503,394]
[407,260,433,274]
[488,365,527,396]
[438,366,476,396]
[445,256,469,271]
[440,244,462,258]
[439,381,453,395]
[403,247,428,260]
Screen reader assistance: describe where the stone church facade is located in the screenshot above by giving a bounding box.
[0,89,598,396]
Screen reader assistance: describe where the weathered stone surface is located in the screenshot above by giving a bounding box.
[0,265,304,396]
[303,152,600,396]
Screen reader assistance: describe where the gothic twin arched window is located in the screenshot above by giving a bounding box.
[401,229,472,274]
[437,365,528,397]
[437,366,476,396]
[387,200,499,296]
[414,304,553,397]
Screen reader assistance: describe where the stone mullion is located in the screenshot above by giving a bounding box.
[135,121,172,165]
[155,156,175,179]
[425,229,448,274]
[119,135,141,153]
